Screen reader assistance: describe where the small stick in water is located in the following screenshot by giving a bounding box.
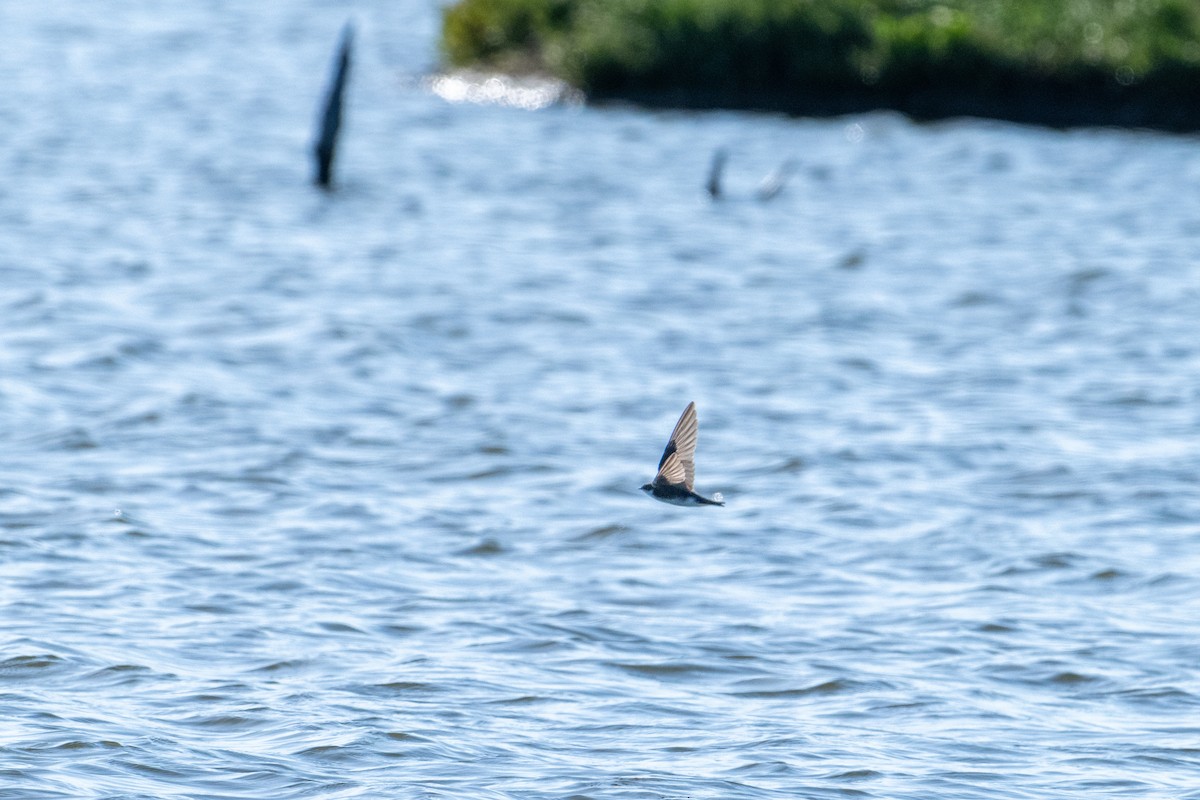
[706,147,728,200]
[314,23,354,190]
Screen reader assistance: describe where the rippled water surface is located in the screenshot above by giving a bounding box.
[4,3,1200,798]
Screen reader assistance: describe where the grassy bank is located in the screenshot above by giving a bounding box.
[441,0,1200,129]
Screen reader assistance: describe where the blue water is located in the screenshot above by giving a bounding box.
[3,2,1200,798]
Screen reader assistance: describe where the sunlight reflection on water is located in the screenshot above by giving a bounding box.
[428,70,582,110]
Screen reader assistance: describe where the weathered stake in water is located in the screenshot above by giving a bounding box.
[706,147,727,200]
[313,23,353,190]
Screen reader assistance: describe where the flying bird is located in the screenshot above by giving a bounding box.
[640,402,725,506]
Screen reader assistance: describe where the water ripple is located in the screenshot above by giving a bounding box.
[1,2,1199,797]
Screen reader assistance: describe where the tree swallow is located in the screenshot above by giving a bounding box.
[640,401,725,506]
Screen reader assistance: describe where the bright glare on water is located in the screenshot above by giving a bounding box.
[3,2,1200,799]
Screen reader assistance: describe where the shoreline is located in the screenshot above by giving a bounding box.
[585,82,1200,132]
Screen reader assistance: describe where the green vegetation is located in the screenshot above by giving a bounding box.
[441,0,1200,127]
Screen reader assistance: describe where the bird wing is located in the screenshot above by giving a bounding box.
[656,402,698,489]
[656,451,689,488]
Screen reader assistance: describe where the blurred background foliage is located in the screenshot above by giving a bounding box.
[442,0,1200,98]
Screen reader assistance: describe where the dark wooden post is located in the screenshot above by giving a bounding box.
[314,23,354,190]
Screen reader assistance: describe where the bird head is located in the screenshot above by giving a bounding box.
[639,483,654,494]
